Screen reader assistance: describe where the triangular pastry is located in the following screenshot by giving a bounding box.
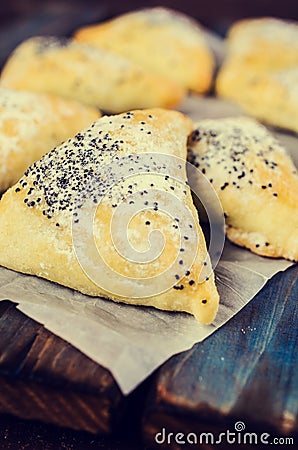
[187,117,298,261]
[74,7,214,94]
[0,37,184,113]
[0,87,99,192]
[0,108,219,324]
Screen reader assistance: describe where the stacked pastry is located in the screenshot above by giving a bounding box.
[216,18,298,133]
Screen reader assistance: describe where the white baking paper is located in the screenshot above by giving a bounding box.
[0,94,296,395]
[0,242,293,394]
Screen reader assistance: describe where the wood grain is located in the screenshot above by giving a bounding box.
[143,265,298,448]
[0,301,124,434]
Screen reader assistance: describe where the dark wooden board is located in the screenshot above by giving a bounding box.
[142,265,298,448]
[0,300,125,434]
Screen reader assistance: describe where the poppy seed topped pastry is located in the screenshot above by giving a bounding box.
[0,36,185,113]
[74,7,215,94]
[0,87,99,192]
[0,108,220,324]
[187,117,298,261]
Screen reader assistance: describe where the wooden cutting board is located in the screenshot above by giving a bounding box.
[143,265,298,447]
[0,300,124,434]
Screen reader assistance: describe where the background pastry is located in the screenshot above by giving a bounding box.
[74,7,215,94]
[0,87,99,192]
[216,65,298,134]
[216,18,298,133]
[0,36,185,113]
[221,17,298,71]
[0,108,219,324]
[188,117,298,261]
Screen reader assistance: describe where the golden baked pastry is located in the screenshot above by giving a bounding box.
[0,108,219,324]
[0,87,99,192]
[74,7,215,94]
[222,17,298,72]
[217,66,298,134]
[216,18,298,133]
[0,36,184,113]
[187,117,298,261]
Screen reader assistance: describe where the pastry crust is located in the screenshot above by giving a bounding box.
[217,65,298,134]
[0,87,99,192]
[74,7,214,94]
[187,117,298,261]
[0,36,185,113]
[216,18,298,133]
[0,108,219,324]
[223,17,298,71]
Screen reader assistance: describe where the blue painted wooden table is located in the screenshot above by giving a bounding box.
[143,264,298,447]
